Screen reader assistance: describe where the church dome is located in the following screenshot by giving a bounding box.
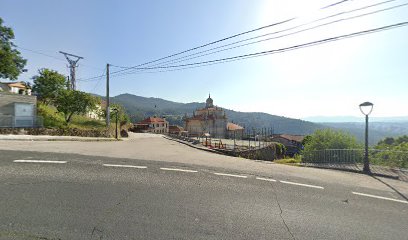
[206,94,214,108]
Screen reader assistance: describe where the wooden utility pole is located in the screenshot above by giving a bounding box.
[106,63,110,126]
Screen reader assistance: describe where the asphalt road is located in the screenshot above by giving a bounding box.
[1,150,407,240]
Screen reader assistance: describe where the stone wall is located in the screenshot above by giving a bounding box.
[217,143,283,161]
[0,128,110,137]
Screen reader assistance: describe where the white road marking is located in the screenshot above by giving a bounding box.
[103,164,147,169]
[256,177,277,182]
[352,192,408,204]
[160,167,198,173]
[13,160,67,164]
[279,180,324,189]
[213,172,248,178]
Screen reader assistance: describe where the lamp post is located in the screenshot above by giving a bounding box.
[112,108,119,139]
[359,101,374,173]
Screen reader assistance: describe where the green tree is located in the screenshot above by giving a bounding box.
[112,103,130,126]
[54,90,99,123]
[100,103,130,126]
[32,68,67,104]
[0,17,27,80]
[303,129,360,152]
[378,137,395,146]
[374,135,408,168]
[302,135,312,146]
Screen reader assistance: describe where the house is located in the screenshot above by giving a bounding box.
[135,116,169,134]
[86,100,105,120]
[226,122,244,139]
[0,91,40,128]
[270,134,305,156]
[169,125,184,135]
[0,81,31,95]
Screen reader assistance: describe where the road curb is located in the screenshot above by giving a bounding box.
[162,136,222,154]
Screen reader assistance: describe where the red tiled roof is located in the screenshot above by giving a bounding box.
[139,117,167,124]
[169,125,184,132]
[226,122,244,131]
[274,134,305,142]
[1,81,27,88]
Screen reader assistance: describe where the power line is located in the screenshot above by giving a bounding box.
[108,0,403,78]
[108,18,295,75]
[106,0,389,76]
[90,67,106,93]
[321,0,352,9]
[77,0,359,81]
[16,46,103,71]
[109,2,407,78]
[77,0,404,81]
[125,0,405,72]
[16,46,66,62]
[110,21,408,74]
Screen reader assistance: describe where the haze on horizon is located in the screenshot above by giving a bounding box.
[1,0,407,119]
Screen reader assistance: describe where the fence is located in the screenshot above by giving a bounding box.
[302,149,408,181]
[0,115,43,128]
[168,133,280,161]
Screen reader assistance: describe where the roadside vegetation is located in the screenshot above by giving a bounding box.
[0,17,26,80]
[372,135,408,168]
[33,69,131,135]
[274,157,301,166]
[274,129,408,169]
[37,103,106,130]
[0,18,130,136]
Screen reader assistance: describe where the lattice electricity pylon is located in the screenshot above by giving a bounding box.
[59,51,83,90]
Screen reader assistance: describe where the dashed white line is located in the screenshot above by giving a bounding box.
[279,180,324,189]
[213,172,248,178]
[352,192,408,204]
[13,160,67,164]
[160,167,198,173]
[103,164,147,169]
[256,177,277,182]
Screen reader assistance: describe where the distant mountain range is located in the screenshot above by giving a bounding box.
[105,93,408,145]
[303,116,408,123]
[108,93,322,135]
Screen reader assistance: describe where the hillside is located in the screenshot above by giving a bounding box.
[321,122,408,145]
[109,93,324,135]
[103,93,408,144]
[304,116,408,123]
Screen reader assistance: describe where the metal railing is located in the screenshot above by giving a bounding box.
[302,149,408,181]
[0,115,44,128]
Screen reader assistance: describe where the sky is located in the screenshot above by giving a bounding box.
[1,0,407,119]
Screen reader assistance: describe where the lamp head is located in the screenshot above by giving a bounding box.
[359,102,374,115]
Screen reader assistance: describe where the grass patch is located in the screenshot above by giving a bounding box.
[274,158,302,165]
[38,103,106,130]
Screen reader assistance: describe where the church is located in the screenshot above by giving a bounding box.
[184,95,241,138]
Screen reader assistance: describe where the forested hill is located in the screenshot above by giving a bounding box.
[109,93,324,135]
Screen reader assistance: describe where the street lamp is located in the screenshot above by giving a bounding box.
[359,101,374,173]
[112,108,119,139]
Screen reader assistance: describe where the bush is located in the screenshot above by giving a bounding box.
[37,103,106,130]
[303,129,361,152]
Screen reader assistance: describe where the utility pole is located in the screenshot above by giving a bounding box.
[59,51,83,90]
[248,129,251,149]
[66,76,69,89]
[106,64,110,127]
